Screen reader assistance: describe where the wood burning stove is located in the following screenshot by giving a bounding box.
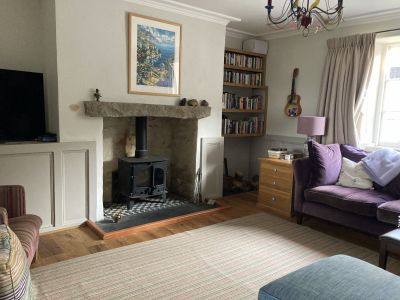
[118,117,168,209]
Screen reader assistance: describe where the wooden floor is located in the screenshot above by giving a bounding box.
[32,192,260,268]
[32,192,379,268]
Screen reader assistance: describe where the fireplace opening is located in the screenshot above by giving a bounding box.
[117,116,168,209]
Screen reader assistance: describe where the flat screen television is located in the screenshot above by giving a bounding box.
[0,69,46,142]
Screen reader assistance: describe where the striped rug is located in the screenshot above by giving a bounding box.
[31,213,400,299]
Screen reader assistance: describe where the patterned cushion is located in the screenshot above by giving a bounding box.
[0,225,32,300]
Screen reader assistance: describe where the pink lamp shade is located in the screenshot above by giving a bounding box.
[297,116,326,136]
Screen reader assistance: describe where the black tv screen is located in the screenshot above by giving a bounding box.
[0,69,46,142]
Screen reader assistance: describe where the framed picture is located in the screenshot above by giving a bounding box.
[128,13,181,96]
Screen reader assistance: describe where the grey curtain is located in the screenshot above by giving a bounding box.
[318,33,376,146]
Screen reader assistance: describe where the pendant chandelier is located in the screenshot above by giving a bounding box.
[265,0,344,37]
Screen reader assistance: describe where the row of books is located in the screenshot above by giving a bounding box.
[224,71,263,86]
[222,116,264,135]
[224,52,263,70]
[222,93,263,110]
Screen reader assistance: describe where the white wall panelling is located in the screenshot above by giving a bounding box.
[0,142,97,232]
[201,137,224,199]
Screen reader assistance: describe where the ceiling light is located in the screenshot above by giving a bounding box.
[265,0,344,37]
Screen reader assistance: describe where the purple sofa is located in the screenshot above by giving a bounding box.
[293,158,400,236]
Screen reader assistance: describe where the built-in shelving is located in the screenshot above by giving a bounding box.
[222,47,268,139]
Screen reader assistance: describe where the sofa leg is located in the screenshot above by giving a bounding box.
[296,214,303,225]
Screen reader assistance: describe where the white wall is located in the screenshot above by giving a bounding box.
[41,0,60,135]
[0,142,97,232]
[265,18,400,139]
[53,0,226,219]
[0,0,59,135]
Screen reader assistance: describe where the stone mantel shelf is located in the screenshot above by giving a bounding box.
[84,101,211,119]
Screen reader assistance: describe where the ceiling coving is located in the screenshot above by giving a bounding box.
[266,0,344,36]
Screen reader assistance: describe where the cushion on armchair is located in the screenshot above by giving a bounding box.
[308,141,342,187]
[0,225,33,300]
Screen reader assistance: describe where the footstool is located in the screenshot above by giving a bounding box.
[379,228,400,269]
[259,255,400,300]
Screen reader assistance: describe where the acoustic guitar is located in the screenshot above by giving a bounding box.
[285,68,302,117]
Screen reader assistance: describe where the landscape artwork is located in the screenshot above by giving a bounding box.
[129,14,181,96]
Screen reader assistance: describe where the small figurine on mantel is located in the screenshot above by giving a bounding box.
[94,88,102,101]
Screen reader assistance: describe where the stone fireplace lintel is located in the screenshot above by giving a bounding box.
[84,101,211,119]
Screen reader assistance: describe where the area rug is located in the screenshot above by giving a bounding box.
[31,213,400,299]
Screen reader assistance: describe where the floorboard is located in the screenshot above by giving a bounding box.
[32,192,379,268]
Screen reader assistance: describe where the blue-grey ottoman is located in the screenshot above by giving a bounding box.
[259,255,400,300]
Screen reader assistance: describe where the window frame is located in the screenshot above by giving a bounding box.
[371,42,400,149]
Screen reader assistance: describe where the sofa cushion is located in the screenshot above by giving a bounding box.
[258,255,400,300]
[0,225,33,300]
[8,214,42,265]
[308,141,342,187]
[377,200,400,226]
[337,157,373,190]
[304,185,396,217]
[383,173,400,198]
[340,144,368,162]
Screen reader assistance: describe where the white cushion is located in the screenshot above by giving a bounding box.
[337,157,373,190]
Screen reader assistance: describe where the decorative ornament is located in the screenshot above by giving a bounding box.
[200,100,209,107]
[179,98,187,106]
[187,99,199,107]
[111,212,122,223]
[94,88,102,101]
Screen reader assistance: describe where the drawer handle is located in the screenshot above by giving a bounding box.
[273,168,278,172]
[272,197,276,201]
[272,181,276,185]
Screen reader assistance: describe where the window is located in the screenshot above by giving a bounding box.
[360,40,400,149]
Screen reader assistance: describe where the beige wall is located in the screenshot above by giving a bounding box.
[0,0,44,73]
[265,19,400,139]
[0,0,59,135]
[53,0,226,219]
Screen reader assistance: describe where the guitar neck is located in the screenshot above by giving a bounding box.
[291,77,296,97]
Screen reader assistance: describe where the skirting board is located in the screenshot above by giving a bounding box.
[86,203,230,240]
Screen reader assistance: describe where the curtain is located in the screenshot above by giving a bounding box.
[318,33,376,146]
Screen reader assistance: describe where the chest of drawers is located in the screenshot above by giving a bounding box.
[258,158,294,218]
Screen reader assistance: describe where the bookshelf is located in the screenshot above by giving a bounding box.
[222,47,268,138]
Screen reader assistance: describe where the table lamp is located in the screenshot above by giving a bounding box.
[297,116,326,156]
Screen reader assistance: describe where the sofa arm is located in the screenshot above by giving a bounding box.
[0,185,26,218]
[293,158,312,214]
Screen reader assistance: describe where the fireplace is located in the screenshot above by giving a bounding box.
[117,117,168,209]
[85,101,211,206]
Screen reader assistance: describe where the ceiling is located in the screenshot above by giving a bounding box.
[171,0,400,35]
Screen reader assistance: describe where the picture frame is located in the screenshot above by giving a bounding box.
[128,13,182,96]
